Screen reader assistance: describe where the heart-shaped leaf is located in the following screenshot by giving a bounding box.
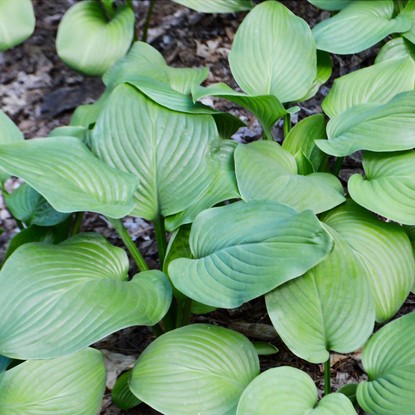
[348,151,415,225]
[312,0,412,54]
[229,0,317,103]
[235,141,344,214]
[0,136,138,218]
[169,200,333,308]
[0,233,172,359]
[0,0,35,51]
[237,366,357,415]
[266,225,374,363]
[307,0,352,11]
[322,57,415,118]
[171,0,252,13]
[357,312,415,415]
[91,83,219,221]
[317,91,415,157]
[0,348,106,415]
[375,37,415,63]
[130,324,259,415]
[321,201,415,322]
[56,1,135,76]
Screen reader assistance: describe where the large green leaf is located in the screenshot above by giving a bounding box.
[237,367,357,415]
[375,37,415,63]
[266,225,374,363]
[130,324,259,415]
[56,1,135,76]
[0,136,138,218]
[317,91,415,156]
[322,201,415,322]
[322,57,415,118]
[229,1,317,103]
[168,200,333,308]
[357,312,415,415]
[0,348,105,415]
[403,225,415,292]
[401,0,415,44]
[235,141,344,214]
[348,151,415,225]
[312,0,412,54]
[0,233,172,359]
[171,0,252,13]
[307,0,352,10]
[91,83,219,221]
[0,0,35,51]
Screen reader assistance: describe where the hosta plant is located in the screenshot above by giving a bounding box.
[1,0,415,414]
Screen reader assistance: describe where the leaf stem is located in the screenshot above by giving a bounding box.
[141,0,156,43]
[333,156,344,177]
[71,212,84,235]
[176,297,193,327]
[324,357,331,395]
[153,214,167,269]
[107,217,149,272]
[283,113,291,138]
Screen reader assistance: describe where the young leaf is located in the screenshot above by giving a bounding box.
[307,0,352,11]
[0,136,138,218]
[56,1,135,76]
[317,91,415,156]
[235,141,345,214]
[266,226,375,363]
[312,0,412,54]
[357,312,415,415]
[0,348,106,415]
[322,57,415,118]
[130,324,260,415]
[375,37,415,63]
[112,371,141,410]
[229,0,317,103]
[168,200,333,308]
[0,0,35,51]
[171,0,253,13]
[237,367,357,415]
[0,234,172,359]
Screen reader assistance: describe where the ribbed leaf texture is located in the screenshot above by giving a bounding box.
[171,0,252,13]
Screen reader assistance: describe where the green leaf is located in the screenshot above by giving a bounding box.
[252,342,279,356]
[312,0,412,54]
[235,141,345,214]
[91,84,219,221]
[0,348,106,415]
[56,1,135,76]
[266,225,374,363]
[338,383,358,406]
[229,0,317,103]
[282,114,328,173]
[349,151,415,225]
[322,57,415,119]
[168,200,333,308]
[317,91,415,156]
[0,0,35,51]
[237,367,357,415]
[171,0,253,13]
[375,37,415,63]
[401,0,415,44]
[357,312,415,415]
[0,136,138,218]
[48,125,88,140]
[112,371,141,410]
[0,233,172,359]
[307,0,352,10]
[321,201,415,322]
[192,83,288,139]
[130,324,259,415]
[5,183,71,226]
[403,225,415,292]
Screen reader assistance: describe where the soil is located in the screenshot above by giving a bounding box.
[0,1,407,415]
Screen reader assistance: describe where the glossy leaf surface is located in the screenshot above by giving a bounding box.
[130,324,259,415]
[171,0,252,13]
[0,234,172,359]
[169,200,332,308]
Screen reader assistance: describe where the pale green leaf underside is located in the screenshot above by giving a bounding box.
[0,234,172,359]
[349,151,415,225]
[56,1,135,75]
[237,367,357,415]
[322,201,415,322]
[91,84,219,221]
[171,0,252,13]
[0,136,138,218]
[235,141,344,214]
[169,200,333,308]
[0,348,106,415]
[0,0,35,51]
[266,225,374,363]
[375,37,415,63]
[317,91,415,157]
[229,0,317,103]
[130,324,259,415]
[307,0,352,11]
[357,312,415,415]
[322,57,415,118]
[312,0,412,54]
